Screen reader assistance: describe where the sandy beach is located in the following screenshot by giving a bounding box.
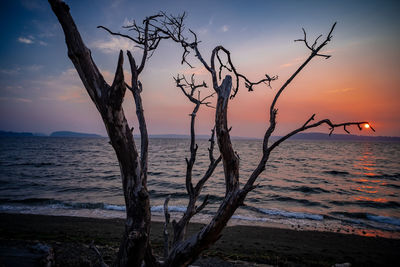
[0,213,399,266]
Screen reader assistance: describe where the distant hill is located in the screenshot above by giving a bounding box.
[50,131,102,137]
[140,134,258,140]
[286,132,400,142]
[1,130,399,141]
[144,133,400,142]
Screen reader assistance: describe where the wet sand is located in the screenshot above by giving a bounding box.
[0,213,399,266]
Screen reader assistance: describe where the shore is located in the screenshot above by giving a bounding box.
[0,213,399,266]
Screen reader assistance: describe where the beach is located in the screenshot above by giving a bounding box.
[0,213,399,266]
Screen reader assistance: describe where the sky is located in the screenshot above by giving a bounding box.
[0,0,399,138]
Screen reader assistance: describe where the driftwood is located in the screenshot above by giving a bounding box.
[49,2,374,266]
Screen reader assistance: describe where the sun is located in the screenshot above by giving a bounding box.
[364,124,370,129]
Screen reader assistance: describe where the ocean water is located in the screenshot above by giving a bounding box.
[0,137,399,239]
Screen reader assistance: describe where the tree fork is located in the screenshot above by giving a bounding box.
[48,1,152,266]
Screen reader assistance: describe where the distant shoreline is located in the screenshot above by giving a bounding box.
[1,130,400,141]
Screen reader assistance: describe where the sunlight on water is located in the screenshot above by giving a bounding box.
[0,137,399,238]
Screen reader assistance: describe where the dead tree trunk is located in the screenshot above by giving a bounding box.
[48,1,156,266]
[155,15,374,267]
[49,3,375,266]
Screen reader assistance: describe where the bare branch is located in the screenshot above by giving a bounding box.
[195,195,209,215]
[294,22,337,59]
[262,23,337,149]
[269,118,375,153]
[174,74,213,106]
[97,25,140,44]
[163,196,171,259]
[211,46,278,98]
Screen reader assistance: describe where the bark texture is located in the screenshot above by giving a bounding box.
[48,1,151,266]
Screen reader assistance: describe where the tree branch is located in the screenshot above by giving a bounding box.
[163,195,171,260]
[211,46,278,98]
[108,50,126,109]
[171,75,220,244]
[262,23,337,151]
[269,118,375,153]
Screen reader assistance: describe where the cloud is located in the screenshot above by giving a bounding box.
[26,65,44,71]
[92,37,136,54]
[0,65,43,75]
[18,37,34,44]
[31,68,89,103]
[0,68,21,75]
[280,56,306,68]
[208,16,214,25]
[197,28,208,35]
[221,25,229,32]
[0,97,32,103]
[181,66,208,76]
[18,33,49,46]
[123,17,134,27]
[328,88,356,94]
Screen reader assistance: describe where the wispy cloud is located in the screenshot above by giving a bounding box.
[92,37,136,54]
[18,37,34,44]
[0,65,43,75]
[328,88,356,94]
[280,56,307,68]
[31,68,89,103]
[18,33,49,46]
[122,17,134,27]
[0,97,32,103]
[0,67,21,75]
[26,65,44,71]
[208,16,214,25]
[181,66,208,76]
[221,25,229,32]
[197,28,208,35]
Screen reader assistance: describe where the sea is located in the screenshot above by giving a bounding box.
[0,137,399,239]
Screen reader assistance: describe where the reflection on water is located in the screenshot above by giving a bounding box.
[352,143,389,204]
[0,137,399,238]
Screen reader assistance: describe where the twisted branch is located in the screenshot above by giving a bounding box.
[171,75,221,244]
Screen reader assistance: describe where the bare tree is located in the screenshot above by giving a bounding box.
[48,1,168,266]
[148,14,375,266]
[49,1,374,266]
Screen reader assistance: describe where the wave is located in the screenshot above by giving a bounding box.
[104,204,125,211]
[330,200,400,209]
[329,211,400,230]
[2,162,56,167]
[249,206,323,221]
[269,195,323,207]
[0,200,189,215]
[151,205,186,213]
[324,170,350,176]
[366,214,400,226]
[292,186,329,194]
[364,173,400,181]
[231,215,271,222]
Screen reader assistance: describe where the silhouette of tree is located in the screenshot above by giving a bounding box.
[49,1,374,266]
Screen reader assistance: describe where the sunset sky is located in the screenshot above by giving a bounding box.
[0,0,399,138]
